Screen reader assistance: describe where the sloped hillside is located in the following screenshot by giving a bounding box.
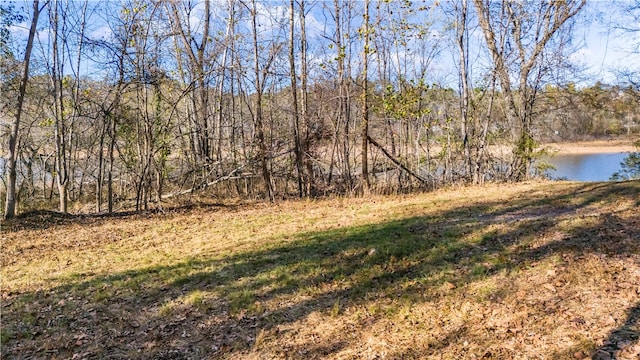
[2,181,639,359]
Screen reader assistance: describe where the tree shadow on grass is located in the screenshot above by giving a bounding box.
[591,302,640,359]
[1,182,639,359]
[1,201,241,232]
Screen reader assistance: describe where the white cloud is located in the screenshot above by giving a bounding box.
[88,24,112,41]
[8,24,29,38]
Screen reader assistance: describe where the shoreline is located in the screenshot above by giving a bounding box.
[1,140,636,159]
[542,139,637,155]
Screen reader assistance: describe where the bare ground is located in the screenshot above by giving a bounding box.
[543,139,638,155]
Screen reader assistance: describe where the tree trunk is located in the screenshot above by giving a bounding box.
[251,0,273,201]
[50,0,71,213]
[361,0,370,194]
[4,0,44,219]
[299,0,313,195]
[168,1,212,167]
[290,0,304,197]
[455,0,472,183]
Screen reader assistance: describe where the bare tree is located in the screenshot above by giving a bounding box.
[4,0,47,219]
[47,0,90,213]
[298,0,313,195]
[360,0,370,193]
[215,0,236,167]
[248,0,276,201]
[610,1,640,86]
[453,0,472,182]
[168,0,213,169]
[289,0,303,197]
[473,0,586,180]
[326,0,356,189]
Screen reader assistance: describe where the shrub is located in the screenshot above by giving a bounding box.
[611,140,640,181]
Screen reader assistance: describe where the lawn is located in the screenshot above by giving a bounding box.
[1,181,639,359]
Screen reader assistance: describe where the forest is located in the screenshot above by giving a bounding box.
[2,0,639,218]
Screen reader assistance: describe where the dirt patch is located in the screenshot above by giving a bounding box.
[543,139,638,155]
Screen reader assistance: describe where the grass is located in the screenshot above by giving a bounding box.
[1,181,639,359]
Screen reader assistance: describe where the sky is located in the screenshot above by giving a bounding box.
[4,0,639,86]
[575,1,640,84]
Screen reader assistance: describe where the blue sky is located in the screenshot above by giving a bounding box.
[5,0,639,86]
[576,1,640,84]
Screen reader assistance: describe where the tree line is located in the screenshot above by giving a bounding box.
[1,0,638,218]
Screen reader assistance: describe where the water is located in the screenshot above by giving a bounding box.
[544,152,629,182]
[0,153,632,183]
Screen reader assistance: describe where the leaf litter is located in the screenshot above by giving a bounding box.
[1,181,639,359]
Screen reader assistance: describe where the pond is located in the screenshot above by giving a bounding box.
[544,152,629,182]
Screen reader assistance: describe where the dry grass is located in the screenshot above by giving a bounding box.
[1,181,639,359]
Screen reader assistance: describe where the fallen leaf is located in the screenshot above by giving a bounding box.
[443,282,456,290]
[547,269,556,276]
